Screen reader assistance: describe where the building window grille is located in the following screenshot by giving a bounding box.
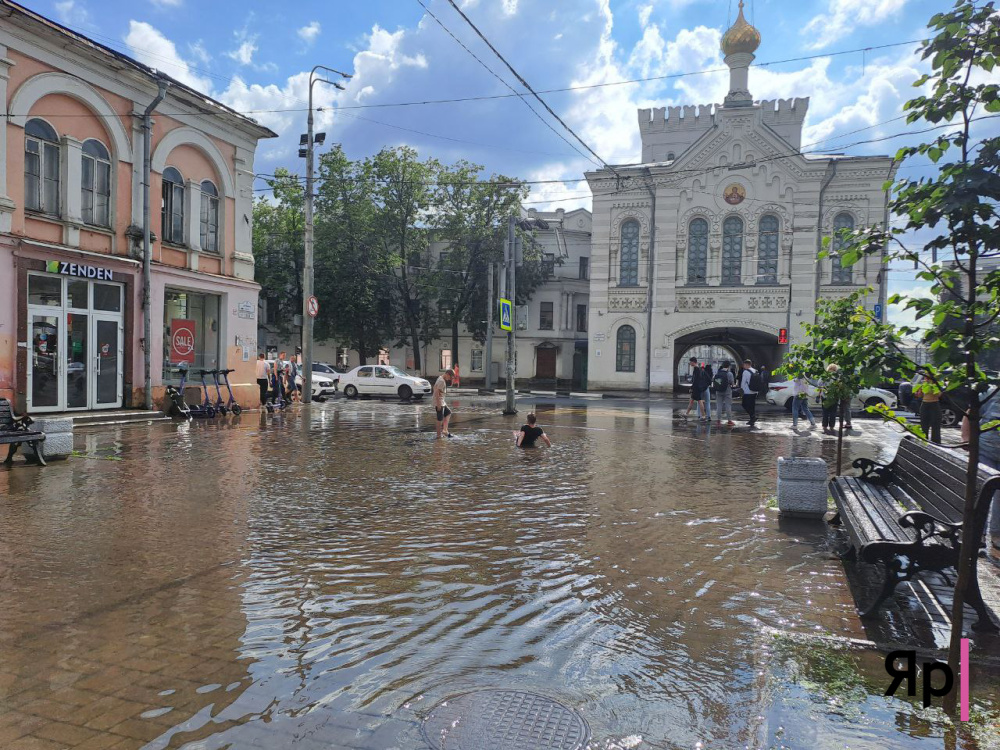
[757,215,779,284]
[616,325,636,372]
[722,216,743,286]
[619,220,639,286]
[831,213,855,284]
[687,218,708,285]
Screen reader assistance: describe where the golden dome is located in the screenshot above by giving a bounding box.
[721,1,761,56]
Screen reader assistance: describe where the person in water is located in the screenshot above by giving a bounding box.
[514,413,552,448]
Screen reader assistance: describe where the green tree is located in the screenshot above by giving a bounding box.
[371,147,439,373]
[252,169,305,335]
[838,0,1000,708]
[432,162,535,361]
[314,148,395,364]
[780,291,900,473]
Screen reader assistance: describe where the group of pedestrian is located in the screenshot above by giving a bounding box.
[684,358,762,427]
[255,350,302,408]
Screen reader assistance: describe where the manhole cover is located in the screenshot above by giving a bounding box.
[420,690,590,750]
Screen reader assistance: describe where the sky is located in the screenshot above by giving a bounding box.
[37,0,998,329]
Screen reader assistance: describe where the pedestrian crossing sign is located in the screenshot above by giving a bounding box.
[499,298,512,331]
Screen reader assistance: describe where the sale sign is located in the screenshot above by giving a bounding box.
[170,319,196,364]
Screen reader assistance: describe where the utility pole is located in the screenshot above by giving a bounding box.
[301,65,351,404]
[485,261,494,391]
[504,216,517,415]
[141,77,168,411]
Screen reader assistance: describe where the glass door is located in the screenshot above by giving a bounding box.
[66,312,89,409]
[29,313,62,411]
[93,317,122,409]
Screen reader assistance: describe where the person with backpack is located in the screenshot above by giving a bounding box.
[714,360,735,426]
[700,364,713,422]
[740,359,761,427]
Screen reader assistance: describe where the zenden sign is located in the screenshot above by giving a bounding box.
[46,260,113,280]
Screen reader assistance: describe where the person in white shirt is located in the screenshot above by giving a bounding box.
[791,374,817,429]
[740,359,759,427]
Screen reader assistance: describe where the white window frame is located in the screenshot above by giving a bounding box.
[471,349,483,371]
[200,180,220,253]
[161,167,185,245]
[25,119,60,216]
[81,139,111,228]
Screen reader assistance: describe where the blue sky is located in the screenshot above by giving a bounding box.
[40,0,997,326]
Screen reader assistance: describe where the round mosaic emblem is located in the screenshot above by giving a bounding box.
[421,690,590,750]
[723,183,746,205]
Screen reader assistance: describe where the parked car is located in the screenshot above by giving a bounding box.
[766,380,898,412]
[339,365,432,400]
[310,362,343,389]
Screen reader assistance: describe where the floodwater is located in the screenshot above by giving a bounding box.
[1,398,998,749]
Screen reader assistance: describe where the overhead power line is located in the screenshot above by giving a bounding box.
[412,0,598,166]
[441,0,615,172]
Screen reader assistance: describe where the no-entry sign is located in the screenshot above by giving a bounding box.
[307,296,319,318]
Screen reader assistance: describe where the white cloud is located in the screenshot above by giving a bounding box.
[802,0,909,50]
[227,38,258,66]
[54,0,91,27]
[150,0,183,7]
[297,21,321,46]
[888,283,934,331]
[188,40,211,65]
[124,21,214,93]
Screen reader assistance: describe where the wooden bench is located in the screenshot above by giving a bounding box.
[0,398,46,466]
[830,435,1000,630]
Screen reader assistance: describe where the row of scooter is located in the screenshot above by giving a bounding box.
[166,363,243,420]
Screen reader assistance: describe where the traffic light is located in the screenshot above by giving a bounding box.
[778,328,788,345]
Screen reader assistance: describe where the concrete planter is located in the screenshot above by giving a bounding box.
[30,418,73,460]
[777,456,829,518]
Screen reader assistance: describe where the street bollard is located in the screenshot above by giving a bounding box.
[30,418,73,461]
[776,456,829,519]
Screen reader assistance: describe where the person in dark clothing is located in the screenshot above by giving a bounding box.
[514,413,552,448]
[740,359,758,426]
[684,357,703,419]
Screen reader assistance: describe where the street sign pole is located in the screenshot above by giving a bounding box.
[485,262,494,391]
[504,216,517,415]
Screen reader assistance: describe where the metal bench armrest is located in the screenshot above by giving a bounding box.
[899,511,962,545]
[853,457,894,485]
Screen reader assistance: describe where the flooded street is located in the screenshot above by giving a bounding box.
[2,398,998,749]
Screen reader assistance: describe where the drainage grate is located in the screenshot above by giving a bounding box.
[420,690,590,750]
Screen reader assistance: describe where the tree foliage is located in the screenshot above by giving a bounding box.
[252,169,304,335]
[835,0,1000,707]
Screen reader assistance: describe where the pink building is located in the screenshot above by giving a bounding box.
[0,1,276,413]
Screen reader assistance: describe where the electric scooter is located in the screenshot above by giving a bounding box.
[194,370,218,418]
[209,370,229,415]
[218,369,243,415]
[165,364,193,420]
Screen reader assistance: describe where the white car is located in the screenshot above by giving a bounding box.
[339,365,432,400]
[766,380,898,411]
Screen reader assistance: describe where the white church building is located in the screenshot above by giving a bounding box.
[584,2,896,392]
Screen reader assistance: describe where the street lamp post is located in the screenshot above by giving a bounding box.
[301,65,351,404]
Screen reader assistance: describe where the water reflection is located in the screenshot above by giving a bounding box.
[0,401,995,748]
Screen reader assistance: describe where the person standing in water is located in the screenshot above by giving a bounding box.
[514,413,552,448]
[433,369,454,439]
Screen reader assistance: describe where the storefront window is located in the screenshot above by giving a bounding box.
[162,289,221,384]
[28,275,61,306]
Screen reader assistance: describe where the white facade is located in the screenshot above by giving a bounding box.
[585,6,894,392]
[261,207,592,387]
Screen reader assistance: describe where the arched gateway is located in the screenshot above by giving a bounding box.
[583,4,893,392]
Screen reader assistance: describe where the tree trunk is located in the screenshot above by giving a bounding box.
[452,319,460,368]
[836,401,845,475]
[410,325,421,373]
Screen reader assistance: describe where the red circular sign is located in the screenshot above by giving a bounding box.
[172,329,194,357]
[307,296,319,318]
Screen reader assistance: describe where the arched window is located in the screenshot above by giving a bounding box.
[81,140,111,227]
[757,215,779,285]
[25,118,60,215]
[616,325,636,373]
[200,180,219,253]
[161,167,185,245]
[619,219,640,287]
[831,213,855,284]
[722,216,743,285]
[687,218,708,285]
